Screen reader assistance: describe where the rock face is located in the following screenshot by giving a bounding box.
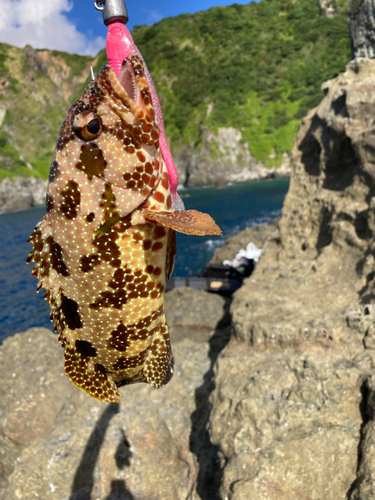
[0,176,46,213]
[209,218,280,265]
[206,57,375,499]
[175,127,290,188]
[349,0,375,58]
[0,289,231,500]
[318,0,341,17]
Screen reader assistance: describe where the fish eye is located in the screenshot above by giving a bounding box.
[73,111,103,141]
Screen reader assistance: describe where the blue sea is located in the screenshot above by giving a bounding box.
[0,179,289,341]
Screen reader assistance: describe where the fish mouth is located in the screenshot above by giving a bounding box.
[118,59,139,105]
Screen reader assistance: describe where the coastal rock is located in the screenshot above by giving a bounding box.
[175,127,290,188]
[207,57,375,498]
[0,176,46,213]
[165,287,230,333]
[0,287,230,500]
[209,218,280,265]
[349,0,375,58]
[318,0,341,17]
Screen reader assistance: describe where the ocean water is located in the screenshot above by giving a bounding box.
[0,179,289,341]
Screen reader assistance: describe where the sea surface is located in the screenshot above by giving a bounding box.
[0,179,289,341]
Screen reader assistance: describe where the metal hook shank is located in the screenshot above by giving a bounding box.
[94,0,128,25]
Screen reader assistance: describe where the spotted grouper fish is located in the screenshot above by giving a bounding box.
[27,39,221,402]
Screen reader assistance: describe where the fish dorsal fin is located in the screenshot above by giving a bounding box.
[142,209,221,236]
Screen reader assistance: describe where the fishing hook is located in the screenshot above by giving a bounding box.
[94,0,129,25]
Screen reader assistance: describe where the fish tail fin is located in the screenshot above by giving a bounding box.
[64,346,120,402]
[143,319,174,389]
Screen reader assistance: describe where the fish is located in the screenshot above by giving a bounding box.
[27,52,221,403]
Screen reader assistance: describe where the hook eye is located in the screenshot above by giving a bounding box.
[94,1,105,11]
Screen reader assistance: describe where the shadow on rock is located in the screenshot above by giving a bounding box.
[70,402,134,500]
[189,303,232,500]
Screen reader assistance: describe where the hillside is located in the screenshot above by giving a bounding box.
[0,0,350,185]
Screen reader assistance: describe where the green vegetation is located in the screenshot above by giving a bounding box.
[131,0,350,164]
[0,0,351,178]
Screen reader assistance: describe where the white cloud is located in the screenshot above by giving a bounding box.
[0,0,105,55]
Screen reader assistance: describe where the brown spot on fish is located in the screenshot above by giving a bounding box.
[75,340,97,358]
[60,180,81,220]
[142,123,152,133]
[49,160,60,183]
[56,135,73,152]
[100,183,119,221]
[86,212,95,222]
[137,151,146,163]
[143,239,152,250]
[145,162,153,174]
[154,226,166,239]
[93,229,121,266]
[113,351,148,370]
[161,174,169,190]
[109,322,130,351]
[46,236,69,276]
[109,268,127,289]
[90,287,127,310]
[153,191,165,204]
[76,143,107,179]
[79,254,100,273]
[132,231,143,242]
[46,194,54,213]
[152,242,163,252]
[61,295,82,330]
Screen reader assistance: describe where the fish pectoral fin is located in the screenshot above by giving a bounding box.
[143,324,174,389]
[64,347,120,402]
[142,209,221,236]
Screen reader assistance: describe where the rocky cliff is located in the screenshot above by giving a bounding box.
[206,56,375,499]
[174,127,290,188]
[0,176,46,213]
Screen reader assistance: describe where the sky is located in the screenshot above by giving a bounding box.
[0,0,257,56]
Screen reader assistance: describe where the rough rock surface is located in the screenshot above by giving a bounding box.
[0,176,46,213]
[349,0,375,58]
[206,57,375,499]
[175,127,291,188]
[0,288,230,500]
[318,0,341,17]
[209,218,280,265]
